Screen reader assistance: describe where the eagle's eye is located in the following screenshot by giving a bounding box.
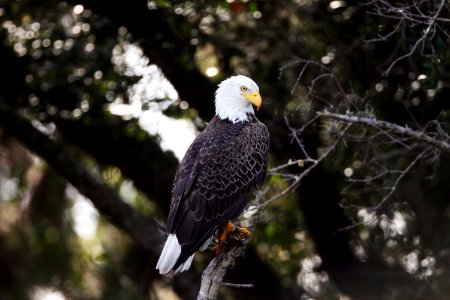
[240,86,248,92]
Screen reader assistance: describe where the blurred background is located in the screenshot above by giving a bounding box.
[0,0,449,299]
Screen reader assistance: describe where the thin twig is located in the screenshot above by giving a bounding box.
[382,32,428,76]
[346,169,402,183]
[269,158,317,173]
[337,148,429,233]
[279,58,350,108]
[285,115,316,160]
[291,61,310,94]
[364,19,404,43]
[221,282,254,288]
[251,123,352,211]
[373,148,429,213]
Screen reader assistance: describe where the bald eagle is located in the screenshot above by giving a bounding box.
[156,75,269,275]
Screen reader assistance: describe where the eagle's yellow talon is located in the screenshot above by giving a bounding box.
[214,221,252,254]
[236,226,251,238]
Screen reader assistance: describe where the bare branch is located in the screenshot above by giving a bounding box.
[337,147,429,234]
[279,58,350,108]
[382,32,428,76]
[347,169,402,183]
[220,282,254,288]
[269,158,317,173]
[365,0,449,76]
[285,115,318,160]
[290,61,310,95]
[317,110,450,153]
[198,243,248,300]
[254,123,352,211]
[364,19,404,43]
[373,148,429,213]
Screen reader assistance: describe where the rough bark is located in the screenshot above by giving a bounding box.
[198,246,244,300]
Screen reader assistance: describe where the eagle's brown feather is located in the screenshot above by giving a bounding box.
[166,114,269,270]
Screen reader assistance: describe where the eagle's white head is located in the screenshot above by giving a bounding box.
[215,75,262,123]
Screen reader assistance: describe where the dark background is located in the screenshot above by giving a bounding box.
[0,1,449,299]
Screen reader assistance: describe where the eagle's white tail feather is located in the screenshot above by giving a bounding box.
[156,234,181,275]
[199,235,213,251]
[174,254,194,274]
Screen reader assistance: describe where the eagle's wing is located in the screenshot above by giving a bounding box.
[167,119,269,267]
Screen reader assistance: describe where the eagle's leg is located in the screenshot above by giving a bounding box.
[214,221,251,254]
[214,221,234,254]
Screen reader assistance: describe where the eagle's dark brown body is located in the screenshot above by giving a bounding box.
[167,114,269,270]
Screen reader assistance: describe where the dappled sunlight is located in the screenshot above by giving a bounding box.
[380,211,407,237]
[30,287,66,300]
[357,208,376,225]
[0,177,20,202]
[402,251,419,274]
[0,201,20,234]
[297,255,331,297]
[139,110,196,159]
[107,43,197,158]
[205,66,219,77]
[153,282,181,300]
[111,43,178,110]
[67,186,99,241]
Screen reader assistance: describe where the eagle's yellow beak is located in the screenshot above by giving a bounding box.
[244,91,262,110]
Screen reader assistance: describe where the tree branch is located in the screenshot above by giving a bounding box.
[365,0,449,76]
[0,97,162,254]
[198,243,248,300]
[55,113,179,215]
[317,110,450,153]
